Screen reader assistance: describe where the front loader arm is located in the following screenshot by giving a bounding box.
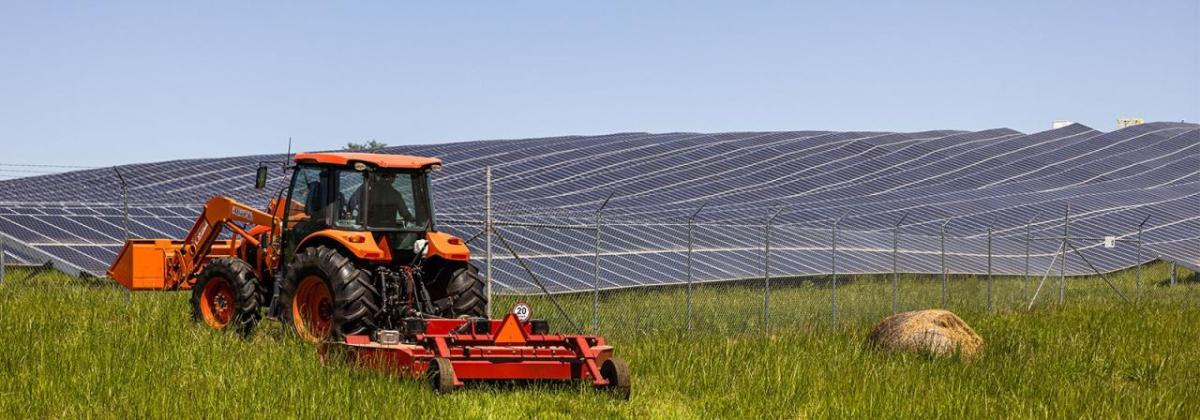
[107,196,281,290]
[170,196,280,289]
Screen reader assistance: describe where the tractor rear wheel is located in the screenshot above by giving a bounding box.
[281,246,380,343]
[190,258,262,337]
[441,264,487,318]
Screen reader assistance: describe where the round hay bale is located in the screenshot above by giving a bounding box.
[866,309,983,359]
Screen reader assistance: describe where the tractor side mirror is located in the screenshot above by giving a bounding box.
[255,166,269,190]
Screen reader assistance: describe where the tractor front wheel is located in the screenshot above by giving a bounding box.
[281,246,380,343]
[190,258,262,337]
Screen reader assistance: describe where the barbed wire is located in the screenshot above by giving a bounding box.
[0,163,102,169]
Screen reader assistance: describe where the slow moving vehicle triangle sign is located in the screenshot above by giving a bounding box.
[493,313,527,345]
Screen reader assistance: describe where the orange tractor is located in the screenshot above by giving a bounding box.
[107,152,630,396]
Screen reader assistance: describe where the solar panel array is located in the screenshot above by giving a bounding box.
[0,122,1196,292]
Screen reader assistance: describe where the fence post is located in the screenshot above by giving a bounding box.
[592,193,614,336]
[764,208,784,335]
[1170,262,1177,286]
[0,232,6,286]
[686,203,705,333]
[114,167,130,242]
[484,166,493,318]
[1023,214,1036,301]
[940,218,952,307]
[114,167,131,305]
[987,223,994,311]
[832,213,847,329]
[1135,215,1149,303]
[892,213,909,314]
[1059,204,1070,305]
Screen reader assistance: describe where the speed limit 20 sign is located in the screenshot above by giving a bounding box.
[511,302,532,322]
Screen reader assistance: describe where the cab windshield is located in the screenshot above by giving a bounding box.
[287,165,431,232]
[351,170,429,231]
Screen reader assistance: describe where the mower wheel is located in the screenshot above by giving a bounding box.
[281,246,380,343]
[600,358,631,400]
[190,258,262,337]
[444,264,487,318]
[427,358,456,394]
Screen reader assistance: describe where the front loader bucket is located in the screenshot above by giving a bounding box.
[107,240,184,290]
[107,239,238,291]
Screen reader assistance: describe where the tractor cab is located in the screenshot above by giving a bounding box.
[277,153,442,264]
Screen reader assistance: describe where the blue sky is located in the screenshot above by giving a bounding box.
[1,1,1197,170]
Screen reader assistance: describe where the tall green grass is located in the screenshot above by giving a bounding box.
[0,264,1197,418]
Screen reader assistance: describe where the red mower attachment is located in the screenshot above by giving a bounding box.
[319,314,631,399]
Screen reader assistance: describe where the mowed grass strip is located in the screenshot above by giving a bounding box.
[0,263,1197,419]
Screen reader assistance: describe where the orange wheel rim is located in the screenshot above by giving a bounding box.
[200,278,235,329]
[293,275,333,342]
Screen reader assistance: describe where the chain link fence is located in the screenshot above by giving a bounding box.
[463,223,1194,337]
[434,167,1198,339]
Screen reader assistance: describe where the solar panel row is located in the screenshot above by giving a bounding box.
[0,122,1195,293]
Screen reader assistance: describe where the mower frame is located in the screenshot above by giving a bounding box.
[320,314,630,398]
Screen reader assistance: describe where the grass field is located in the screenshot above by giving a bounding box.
[1,263,1198,419]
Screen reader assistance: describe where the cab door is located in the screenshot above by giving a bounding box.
[281,165,332,266]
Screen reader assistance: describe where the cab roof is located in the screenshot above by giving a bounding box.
[293,152,442,169]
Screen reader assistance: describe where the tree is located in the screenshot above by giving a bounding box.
[345,140,388,152]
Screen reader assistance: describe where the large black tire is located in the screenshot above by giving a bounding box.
[441,264,487,318]
[280,245,381,342]
[190,257,262,338]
